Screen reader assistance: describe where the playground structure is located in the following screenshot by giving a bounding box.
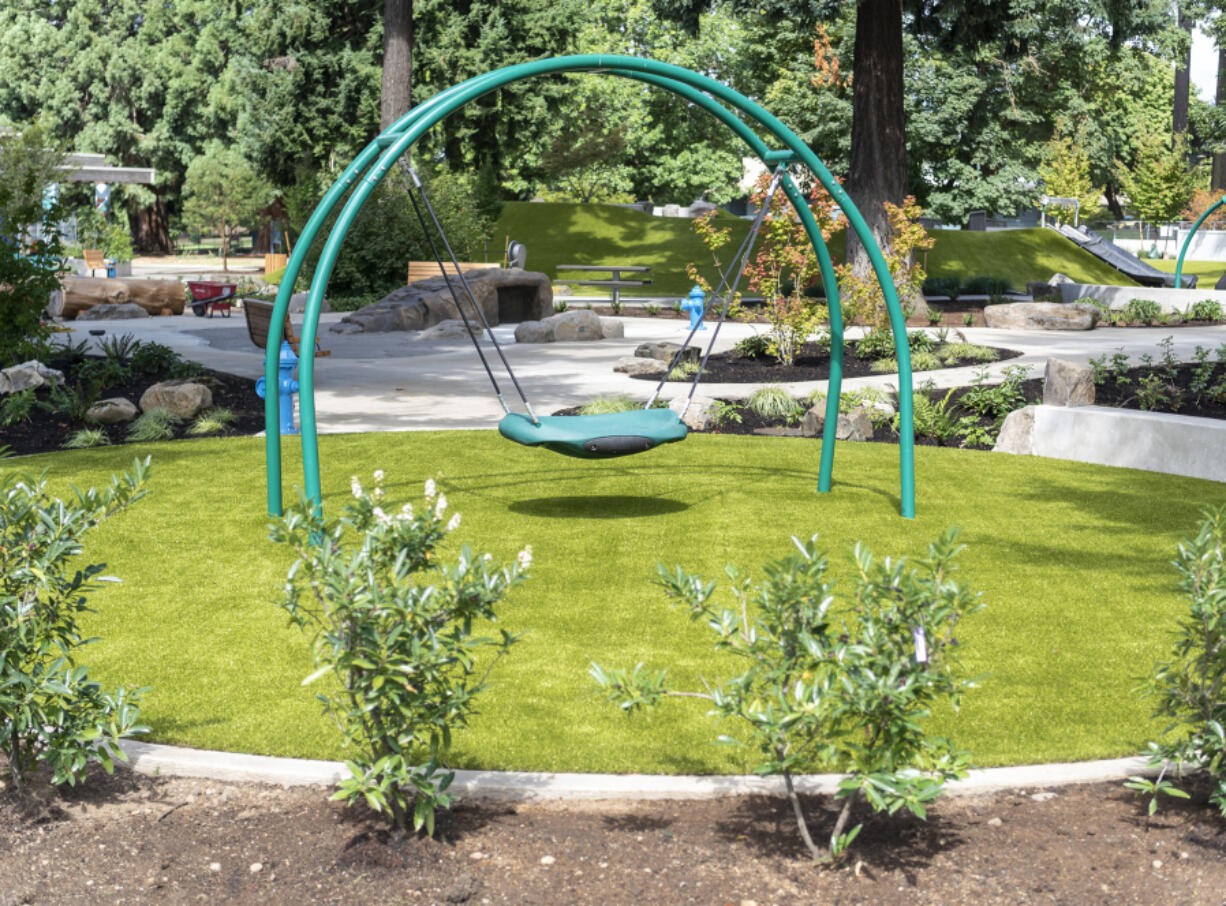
[1050,222,1195,288]
[262,55,918,518]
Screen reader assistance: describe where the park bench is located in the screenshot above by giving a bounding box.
[82,248,113,277]
[406,260,497,285]
[242,299,330,358]
[554,264,652,306]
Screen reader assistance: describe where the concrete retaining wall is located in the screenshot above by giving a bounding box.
[1175,228,1226,262]
[1058,282,1226,314]
[1029,405,1226,482]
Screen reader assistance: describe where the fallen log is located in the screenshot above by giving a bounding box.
[58,277,186,319]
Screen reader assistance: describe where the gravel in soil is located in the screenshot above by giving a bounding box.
[2,764,1225,905]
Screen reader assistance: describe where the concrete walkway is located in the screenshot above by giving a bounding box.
[59,305,1226,434]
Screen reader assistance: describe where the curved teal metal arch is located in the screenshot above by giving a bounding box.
[264,54,916,518]
[1175,195,1226,288]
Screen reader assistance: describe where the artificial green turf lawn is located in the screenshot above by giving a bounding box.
[494,203,1138,295]
[1147,257,1226,285]
[19,432,1225,773]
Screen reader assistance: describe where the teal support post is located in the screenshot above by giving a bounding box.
[272,55,915,519]
[1175,196,1226,290]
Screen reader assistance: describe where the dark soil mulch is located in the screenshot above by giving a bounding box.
[0,357,264,457]
[3,761,1226,905]
[625,340,1022,384]
[1092,358,1226,420]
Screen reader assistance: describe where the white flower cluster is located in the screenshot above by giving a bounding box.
[517,545,533,571]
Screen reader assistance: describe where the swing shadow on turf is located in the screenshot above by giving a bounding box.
[508,494,691,519]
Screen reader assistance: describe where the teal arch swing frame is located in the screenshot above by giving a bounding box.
[1175,195,1226,289]
[263,55,917,518]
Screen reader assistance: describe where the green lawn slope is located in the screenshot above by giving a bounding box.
[21,431,1226,775]
[1148,257,1226,285]
[494,203,1139,296]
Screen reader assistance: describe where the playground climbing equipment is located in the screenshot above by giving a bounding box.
[262,55,917,518]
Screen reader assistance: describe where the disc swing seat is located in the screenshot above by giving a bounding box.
[263,55,919,520]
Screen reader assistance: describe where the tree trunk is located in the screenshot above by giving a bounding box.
[844,0,927,319]
[381,0,413,130]
[128,197,172,254]
[1104,183,1126,220]
[1173,9,1193,139]
[1213,45,1226,191]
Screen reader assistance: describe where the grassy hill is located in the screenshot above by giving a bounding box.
[493,202,1140,296]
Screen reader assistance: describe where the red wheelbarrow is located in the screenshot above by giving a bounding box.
[186,281,236,317]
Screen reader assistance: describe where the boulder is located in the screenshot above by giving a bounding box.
[635,342,699,364]
[670,395,716,430]
[1043,358,1095,407]
[1047,272,1075,285]
[332,268,552,334]
[982,302,1100,331]
[993,406,1037,455]
[614,356,664,376]
[60,277,185,319]
[139,380,213,419]
[76,302,150,321]
[514,320,555,344]
[836,407,874,442]
[549,309,604,341]
[801,404,825,437]
[0,360,64,395]
[420,319,480,340]
[600,318,625,339]
[87,397,138,425]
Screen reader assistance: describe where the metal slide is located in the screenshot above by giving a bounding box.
[1053,224,1197,288]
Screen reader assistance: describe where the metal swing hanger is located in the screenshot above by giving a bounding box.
[644,164,789,414]
[400,163,540,425]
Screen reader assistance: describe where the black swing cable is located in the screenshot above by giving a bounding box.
[645,165,787,413]
[401,164,540,424]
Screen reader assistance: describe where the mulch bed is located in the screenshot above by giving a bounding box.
[0,358,264,457]
[2,763,1225,904]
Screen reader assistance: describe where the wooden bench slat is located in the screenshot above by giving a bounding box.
[242,299,330,357]
[407,261,496,285]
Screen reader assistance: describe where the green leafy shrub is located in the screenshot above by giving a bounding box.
[1129,507,1226,817]
[962,312,976,327]
[894,381,960,443]
[1122,298,1162,325]
[552,299,569,313]
[962,276,1011,296]
[922,276,961,300]
[0,388,36,426]
[937,343,997,365]
[961,365,1033,424]
[39,382,98,423]
[62,428,111,449]
[591,530,981,861]
[1190,298,1224,322]
[578,395,640,415]
[130,342,181,376]
[644,303,661,316]
[126,408,183,443]
[98,332,142,363]
[270,472,529,833]
[734,334,772,359]
[0,458,151,792]
[708,399,743,428]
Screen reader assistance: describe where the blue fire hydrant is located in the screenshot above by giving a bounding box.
[682,285,706,330]
[255,341,300,435]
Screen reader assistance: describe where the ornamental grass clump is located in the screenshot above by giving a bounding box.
[0,457,151,793]
[270,472,530,835]
[591,529,982,862]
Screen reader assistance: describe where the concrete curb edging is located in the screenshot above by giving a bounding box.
[117,740,1155,801]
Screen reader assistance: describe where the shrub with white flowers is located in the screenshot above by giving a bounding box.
[270,471,529,834]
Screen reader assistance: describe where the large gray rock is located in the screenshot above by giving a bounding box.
[419,319,480,340]
[0,361,64,394]
[600,318,625,339]
[514,320,555,344]
[614,356,664,375]
[332,268,551,334]
[1043,358,1095,407]
[635,342,699,364]
[1048,272,1075,285]
[670,395,716,430]
[802,403,826,437]
[550,309,604,341]
[139,380,212,419]
[76,302,149,320]
[87,397,138,425]
[983,302,1100,331]
[994,406,1037,455]
[836,407,874,442]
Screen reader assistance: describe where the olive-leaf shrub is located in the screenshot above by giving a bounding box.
[270,472,529,835]
[591,529,982,861]
[1,457,151,792]
[1128,506,1226,816]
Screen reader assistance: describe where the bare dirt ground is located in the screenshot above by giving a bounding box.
[2,763,1226,905]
